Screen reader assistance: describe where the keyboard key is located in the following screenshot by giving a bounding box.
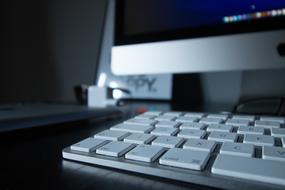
[255,120,281,129]
[125,144,165,162]
[152,136,184,148]
[176,116,198,123]
[150,127,178,136]
[155,121,180,128]
[143,111,162,116]
[70,138,108,153]
[184,113,204,118]
[199,118,223,125]
[123,133,156,144]
[180,123,206,130]
[220,142,254,158]
[135,115,155,120]
[263,146,285,162]
[94,130,130,141]
[110,124,154,133]
[237,126,264,135]
[124,118,157,126]
[208,131,237,142]
[243,134,275,146]
[159,148,210,170]
[260,116,285,124]
[163,112,183,117]
[177,129,206,139]
[212,154,285,186]
[226,119,249,127]
[206,124,233,132]
[183,139,216,152]
[155,115,176,121]
[271,128,285,137]
[232,115,255,122]
[96,141,135,157]
[207,114,228,120]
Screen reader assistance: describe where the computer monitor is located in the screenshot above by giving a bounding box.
[111,0,285,75]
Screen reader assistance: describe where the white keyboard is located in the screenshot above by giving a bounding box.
[62,111,285,190]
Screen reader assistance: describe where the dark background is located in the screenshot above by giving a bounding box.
[2,0,107,104]
[2,0,285,106]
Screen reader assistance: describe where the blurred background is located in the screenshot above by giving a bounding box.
[2,0,285,108]
[2,0,107,103]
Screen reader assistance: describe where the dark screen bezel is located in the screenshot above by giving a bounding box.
[115,0,285,46]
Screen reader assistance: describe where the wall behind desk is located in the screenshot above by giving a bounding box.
[1,0,106,103]
[2,0,284,105]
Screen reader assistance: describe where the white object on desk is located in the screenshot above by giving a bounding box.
[87,86,117,108]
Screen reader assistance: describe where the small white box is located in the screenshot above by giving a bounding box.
[88,86,107,107]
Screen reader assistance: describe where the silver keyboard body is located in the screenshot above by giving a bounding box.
[63,111,285,190]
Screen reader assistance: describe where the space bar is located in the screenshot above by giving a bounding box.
[212,154,285,186]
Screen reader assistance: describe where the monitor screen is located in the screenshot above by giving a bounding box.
[111,0,285,75]
[115,0,285,45]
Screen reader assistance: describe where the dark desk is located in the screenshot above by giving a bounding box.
[0,102,231,190]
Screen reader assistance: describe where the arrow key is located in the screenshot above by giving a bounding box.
[183,139,216,152]
[220,142,254,158]
[263,146,285,162]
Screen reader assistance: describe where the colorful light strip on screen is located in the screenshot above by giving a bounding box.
[223,8,285,23]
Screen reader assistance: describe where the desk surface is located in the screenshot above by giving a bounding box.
[0,102,230,190]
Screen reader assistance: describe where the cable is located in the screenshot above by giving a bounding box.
[233,97,284,115]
